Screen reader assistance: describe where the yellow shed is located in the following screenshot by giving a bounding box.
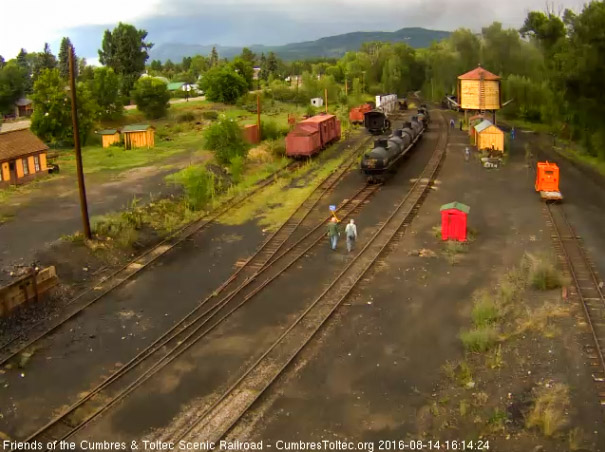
[0,128,49,188]
[458,66,501,111]
[122,124,155,150]
[96,129,121,148]
[474,120,504,152]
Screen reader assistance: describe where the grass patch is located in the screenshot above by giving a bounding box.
[485,344,504,369]
[443,240,468,265]
[526,253,565,290]
[471,292,501,327]
[0,213,15,225]
[460,325,499,353]
[526,383,570,437]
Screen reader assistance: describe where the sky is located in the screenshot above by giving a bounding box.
[0,0,587,63]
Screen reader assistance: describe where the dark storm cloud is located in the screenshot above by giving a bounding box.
[62,0,584,60]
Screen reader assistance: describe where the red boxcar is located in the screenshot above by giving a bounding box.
[349,104,373,124]
[286,114,341,157]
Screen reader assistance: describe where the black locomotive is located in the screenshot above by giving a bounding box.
[360,114,427,183]
[363,110,391,135]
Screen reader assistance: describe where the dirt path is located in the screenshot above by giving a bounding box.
[0,148,208,281]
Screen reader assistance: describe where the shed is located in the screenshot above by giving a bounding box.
[440,202,470,242]
[311,98,324,107]
[457,66,501,111]
[14,98,33,117]
[0,129,49,187]
[167,82,185,92]
[122,124,155,150]
[473,120,504,152]
[96,129,121,148]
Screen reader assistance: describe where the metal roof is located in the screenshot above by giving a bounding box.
[14,98,33,107]
[96,129,119,135]
[474,120,495,133]
[122,124,154,133]
[458,66,500,81]
[0,129,48,162]
[440,202,470,214]
[167,82,185,90]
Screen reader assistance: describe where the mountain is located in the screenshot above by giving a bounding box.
[149,27,451,62]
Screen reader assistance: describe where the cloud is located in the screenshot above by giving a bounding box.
[0,0,587,60]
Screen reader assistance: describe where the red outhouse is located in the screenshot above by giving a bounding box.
[440,202,470,242]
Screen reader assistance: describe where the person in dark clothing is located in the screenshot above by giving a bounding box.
[459,119,463,131]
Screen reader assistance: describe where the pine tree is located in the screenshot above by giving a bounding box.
[210,46,219,67]
[58,37,73,79]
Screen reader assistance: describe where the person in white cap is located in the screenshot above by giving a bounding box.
[345,219,358,253]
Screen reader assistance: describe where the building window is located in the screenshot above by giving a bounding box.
[34,155,40,172]
[22,159,29,175]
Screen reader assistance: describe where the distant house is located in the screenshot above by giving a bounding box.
[122,124,155,150]
[96,129,121,148]
[167,82,186,92]
[0,129,49,188]
[14,98,33,118]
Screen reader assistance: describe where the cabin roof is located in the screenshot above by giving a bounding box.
[122,124,154,133]
[0,129,48,162]
[96,129,119,135]
[458,66,501,81]
[474,120,499,133]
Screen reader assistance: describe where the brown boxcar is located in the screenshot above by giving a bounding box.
[286,114,341,157]
[349,104,373,125]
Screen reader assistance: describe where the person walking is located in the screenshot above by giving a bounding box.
[327,217,340,251]
[465,147,471,162]
[345,219,358,253]
[459,119,463,131]
[511,126,516,140]
[450,118,455,129]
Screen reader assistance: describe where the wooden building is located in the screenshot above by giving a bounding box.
[458,66,501,122]
[473,120,504,152]
[96,129,121,148]
[14,98,33,118]
[122,124,155,150]
[0,129,49,188]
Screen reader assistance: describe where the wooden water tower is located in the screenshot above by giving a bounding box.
[457,66,501,123]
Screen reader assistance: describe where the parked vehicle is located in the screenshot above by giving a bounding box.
[285,113,341,157]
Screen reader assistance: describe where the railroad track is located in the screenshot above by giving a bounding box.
[162,110,448,445]
[544,201,605,405]
[17,136,378,447]
[0,133,370,367]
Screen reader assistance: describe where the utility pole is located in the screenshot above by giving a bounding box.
[257,93,262,142]
[69,45,91,240]
[324,88,328,113]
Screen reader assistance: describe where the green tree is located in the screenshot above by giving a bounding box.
[78,58,94,82]
[98,22,153,96]
[0,56,5,69]
[259,53,268,81]
[230,57,254,89]
[149,60,163,72]
[190,55,208,78]
[31,68,97,145]
[0,62,27,114]
[200,66,248,104]
[58,37,74,79]
[132,77,170,119]
[240,47,256,64]
[181,56,192,71]
[88,67,123,120]
[210,46,219,67]
[32,43,57,81]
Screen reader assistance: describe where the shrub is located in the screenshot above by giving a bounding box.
[201,110,219,121]
[228,155,246,184]
[204,117,249,165]
[132,77,170,119]
[265,139,286,158]
[261,120,289,140]
[169,165,217,211]
[460,325,498,352]
[200,66,248,104]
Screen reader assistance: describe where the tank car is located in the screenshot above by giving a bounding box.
[364,110,391,135]
[360,118,426,182]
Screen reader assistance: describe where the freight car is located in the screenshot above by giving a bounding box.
[360,116,427,183]
[285,113,341,158]
[349,103,373,125]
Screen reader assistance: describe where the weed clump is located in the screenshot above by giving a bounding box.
[201,110,219,121]
[526,383,570,437]
[177,112,196,122]
[526,253,564,290]
[471,292,501,327]
[460,326,499,352]
[169,165,217,211]
[260,120,289,140]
